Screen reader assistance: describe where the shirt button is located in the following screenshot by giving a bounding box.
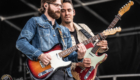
[53,35,55,37]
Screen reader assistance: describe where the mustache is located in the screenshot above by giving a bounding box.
[55,11,61,13]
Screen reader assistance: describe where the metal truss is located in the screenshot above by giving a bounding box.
[0,0,112,31]
[0,12,38,31]
[1,0,140,37]
[74,0,111,25]
[98,73,140,80]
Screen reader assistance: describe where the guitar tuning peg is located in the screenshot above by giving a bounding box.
[107,29,109,31]
[119,26,121,29]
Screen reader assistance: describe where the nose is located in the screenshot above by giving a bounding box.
[58,6,61,10]
[65,11,69,15]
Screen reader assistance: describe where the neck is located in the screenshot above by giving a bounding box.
[62,21,75,32]
[44,12,55,25]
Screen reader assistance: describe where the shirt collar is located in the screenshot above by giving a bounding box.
[60,22,82,31]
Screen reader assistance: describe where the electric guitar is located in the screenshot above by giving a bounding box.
[27,28,121,80]
[72,1,134,80]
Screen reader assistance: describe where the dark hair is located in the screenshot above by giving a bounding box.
[38,0,63,14]
[63,0,74,8]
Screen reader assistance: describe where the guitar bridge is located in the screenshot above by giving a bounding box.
[84,66,94,79]
[39,61,45,68]
[38,68,54,77]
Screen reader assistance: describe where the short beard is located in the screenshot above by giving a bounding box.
[48,6,60,19]
[64,21,71,24]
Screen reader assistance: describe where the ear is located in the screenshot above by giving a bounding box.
[44,3,48,9]
[73,9,76,16]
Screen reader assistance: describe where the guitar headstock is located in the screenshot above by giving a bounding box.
[118,1,134,16]
[103,27,121,36]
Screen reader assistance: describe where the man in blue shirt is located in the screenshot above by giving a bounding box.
[16,0,86,80]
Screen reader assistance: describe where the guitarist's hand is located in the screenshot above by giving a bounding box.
[83,58,91,67]
[77,43,87,59]
[97,40,108,50]
[76,58,91,67]
[38,53,51,66]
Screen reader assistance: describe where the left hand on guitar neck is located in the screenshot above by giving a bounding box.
[77,43,87,60]
[97,40,108,50]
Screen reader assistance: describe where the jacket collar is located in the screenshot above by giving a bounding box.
[41,14,61,29]
[41,14,49,22]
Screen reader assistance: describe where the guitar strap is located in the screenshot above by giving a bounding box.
[78,23,93,39]
[57,28,66,46]
[78,24,104,40]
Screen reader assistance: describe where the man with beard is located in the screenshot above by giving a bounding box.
[16,0,87,80]
[60,0,108,80]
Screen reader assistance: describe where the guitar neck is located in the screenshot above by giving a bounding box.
[108,14,121,29]
[59,34,102,57]
[91,14,121,54]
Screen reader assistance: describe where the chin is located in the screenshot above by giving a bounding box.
[65,21,71,24]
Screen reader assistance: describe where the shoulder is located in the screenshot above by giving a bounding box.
[59,25,70,37]
[26,16,41,24]
[59,25,69,31]
[78,23,90,29]
[77,23,94,36]
[28,15,46,23]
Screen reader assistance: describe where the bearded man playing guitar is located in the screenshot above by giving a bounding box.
[16,0,87,80]
[60,0,108,80]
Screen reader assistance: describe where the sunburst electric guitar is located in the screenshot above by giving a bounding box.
[72,1,134,80]
[27,28,121,80]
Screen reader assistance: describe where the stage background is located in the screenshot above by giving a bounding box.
[0,0,140,80]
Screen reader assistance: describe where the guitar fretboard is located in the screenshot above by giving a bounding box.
[108,14,121,29]
[58,34,102,57]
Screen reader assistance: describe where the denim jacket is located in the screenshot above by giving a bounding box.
[16,14,81,77]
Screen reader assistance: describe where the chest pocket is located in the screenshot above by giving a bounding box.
[38,24,50,37]
[62,33,70,48]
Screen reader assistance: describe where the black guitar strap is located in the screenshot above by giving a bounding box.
[78,24,94,41]
[78,24,103,40]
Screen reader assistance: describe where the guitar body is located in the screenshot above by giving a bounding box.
[72,48,108,80]
[84,48,108,70]
[27,44,72,80]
